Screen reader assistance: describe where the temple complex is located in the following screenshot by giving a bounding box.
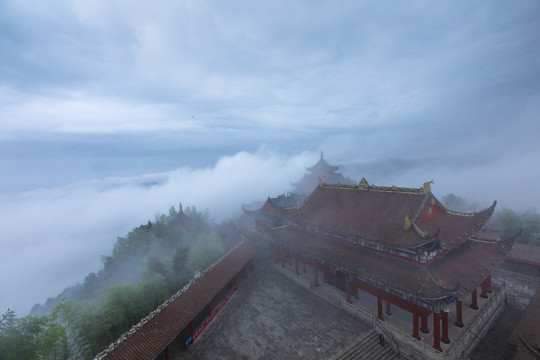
[93,155,529,360]
[293,151,355,194]
[248,177,519,354]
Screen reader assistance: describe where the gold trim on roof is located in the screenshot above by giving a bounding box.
[423,180,434,194]
[404,216,412,231]
[359,177,369,190]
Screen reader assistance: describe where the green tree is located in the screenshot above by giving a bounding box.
[187,232,225,272]
[494,207,540,245]
[138,274,169,314]
[0,309,69,360]
[441,193,478,212]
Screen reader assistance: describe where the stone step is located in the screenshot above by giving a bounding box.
[337,329,400,360]
[338,330,377,359]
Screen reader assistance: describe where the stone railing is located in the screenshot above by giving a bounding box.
[341,288,505,360]
[273,261,505,360]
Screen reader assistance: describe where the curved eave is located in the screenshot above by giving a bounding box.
[445,200,497,217]
[427,235,515,300]
[267,225,452,306]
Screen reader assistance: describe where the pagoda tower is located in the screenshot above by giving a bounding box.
[293,151,354,194]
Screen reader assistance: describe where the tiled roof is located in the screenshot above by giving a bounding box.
[96,237,255,360]
[418,200,496,250]
[512,288,540,358]
[427,239,510,299]
[270,225,448,302]
[278,184,495,250]
[508,242,540,265]
[268,226,513,304]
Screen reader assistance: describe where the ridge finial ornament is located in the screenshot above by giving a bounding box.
[445,202,449,210]
[423,180,434,194]
[359,177,369,190]
[179,202,183,213]
[404,216,412,231]
[320,150,324,160]
[318,177,323,186]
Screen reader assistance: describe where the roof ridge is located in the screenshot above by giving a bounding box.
[446,200,497,217]
[95,239,247,360]
[322,181,426,194]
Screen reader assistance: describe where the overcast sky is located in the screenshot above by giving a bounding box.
[1,0,540,314]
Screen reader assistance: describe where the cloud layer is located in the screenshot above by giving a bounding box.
[0,150,316,315]
[1,1,540,315]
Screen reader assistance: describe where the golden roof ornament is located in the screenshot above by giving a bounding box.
[431,197,436,206]
[445,202,449,210]
[404,216,412,231]
[359,177,369,190]
[318,177,323,186]
[423,180,434,194]
[297,201,301,209]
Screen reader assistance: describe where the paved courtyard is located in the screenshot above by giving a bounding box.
[176,259,370,360]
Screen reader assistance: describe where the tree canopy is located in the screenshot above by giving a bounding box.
[10,205,229,360]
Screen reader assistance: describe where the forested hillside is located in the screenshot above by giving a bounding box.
[0,205,233,360]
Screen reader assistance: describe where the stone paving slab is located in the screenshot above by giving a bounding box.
[176,262,370,360]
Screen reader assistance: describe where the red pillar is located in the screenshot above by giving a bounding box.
[281,247,284,268]
[420,313,429,333]
[377,289,384,320]
[455,299,464,327]
[471,288,479,310]
[294,254,299,275]
[481,278,488,298]
[165,345,170,360]
[441,310,450,344]
[322,265,329,281]
[487,274,493,293]
[314,263,320,287]
[386,300,392,315]
[433,311,441,351]
[412,310,420,340]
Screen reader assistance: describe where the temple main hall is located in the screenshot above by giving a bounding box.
[248,175,518,354]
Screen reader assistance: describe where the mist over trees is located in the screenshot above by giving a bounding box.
[440,193,479,213]
[1,205,228,360]
[442,193,540,245]
[2,189,539,359]
[493,208,540,245]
